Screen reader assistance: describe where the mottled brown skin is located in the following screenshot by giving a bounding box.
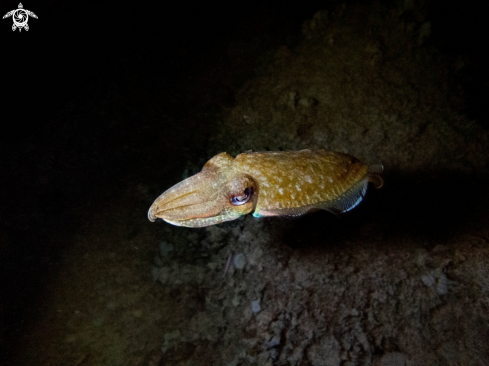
[148,150,383,227]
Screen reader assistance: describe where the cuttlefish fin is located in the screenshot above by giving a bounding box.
[255,181,368,218]
[326,164,384,213]
[255,167,383,218]
[323,179,368,214]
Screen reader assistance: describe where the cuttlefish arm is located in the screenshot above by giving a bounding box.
[148,150,383,228]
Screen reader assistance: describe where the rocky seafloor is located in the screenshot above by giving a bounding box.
[145,3,489,365]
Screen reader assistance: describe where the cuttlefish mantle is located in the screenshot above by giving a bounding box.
[148,149,383,228]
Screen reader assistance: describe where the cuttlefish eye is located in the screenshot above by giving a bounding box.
[230,187,253,205]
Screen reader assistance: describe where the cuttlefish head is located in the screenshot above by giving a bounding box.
[148,152,258,227]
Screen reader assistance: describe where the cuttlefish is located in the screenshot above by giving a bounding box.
[148,150,383,227]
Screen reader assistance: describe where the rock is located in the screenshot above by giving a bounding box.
[159,241,174,257]
[233,253,246,270]
[158,267,171,284]
[154,256,163,267]
[380,352,406,366]
[422,269,449,295]
[252,299,261,313]
[266,335,281,348]
[151,266,160,282]
[434,271,449,295]
[418,22,431,45]
[306,336,341,366]
[421,272,435,287]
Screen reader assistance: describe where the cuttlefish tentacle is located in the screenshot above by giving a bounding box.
[148,149,383,228]
[367,164,384,189]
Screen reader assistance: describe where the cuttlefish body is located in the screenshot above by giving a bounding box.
[148,150,383,228]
